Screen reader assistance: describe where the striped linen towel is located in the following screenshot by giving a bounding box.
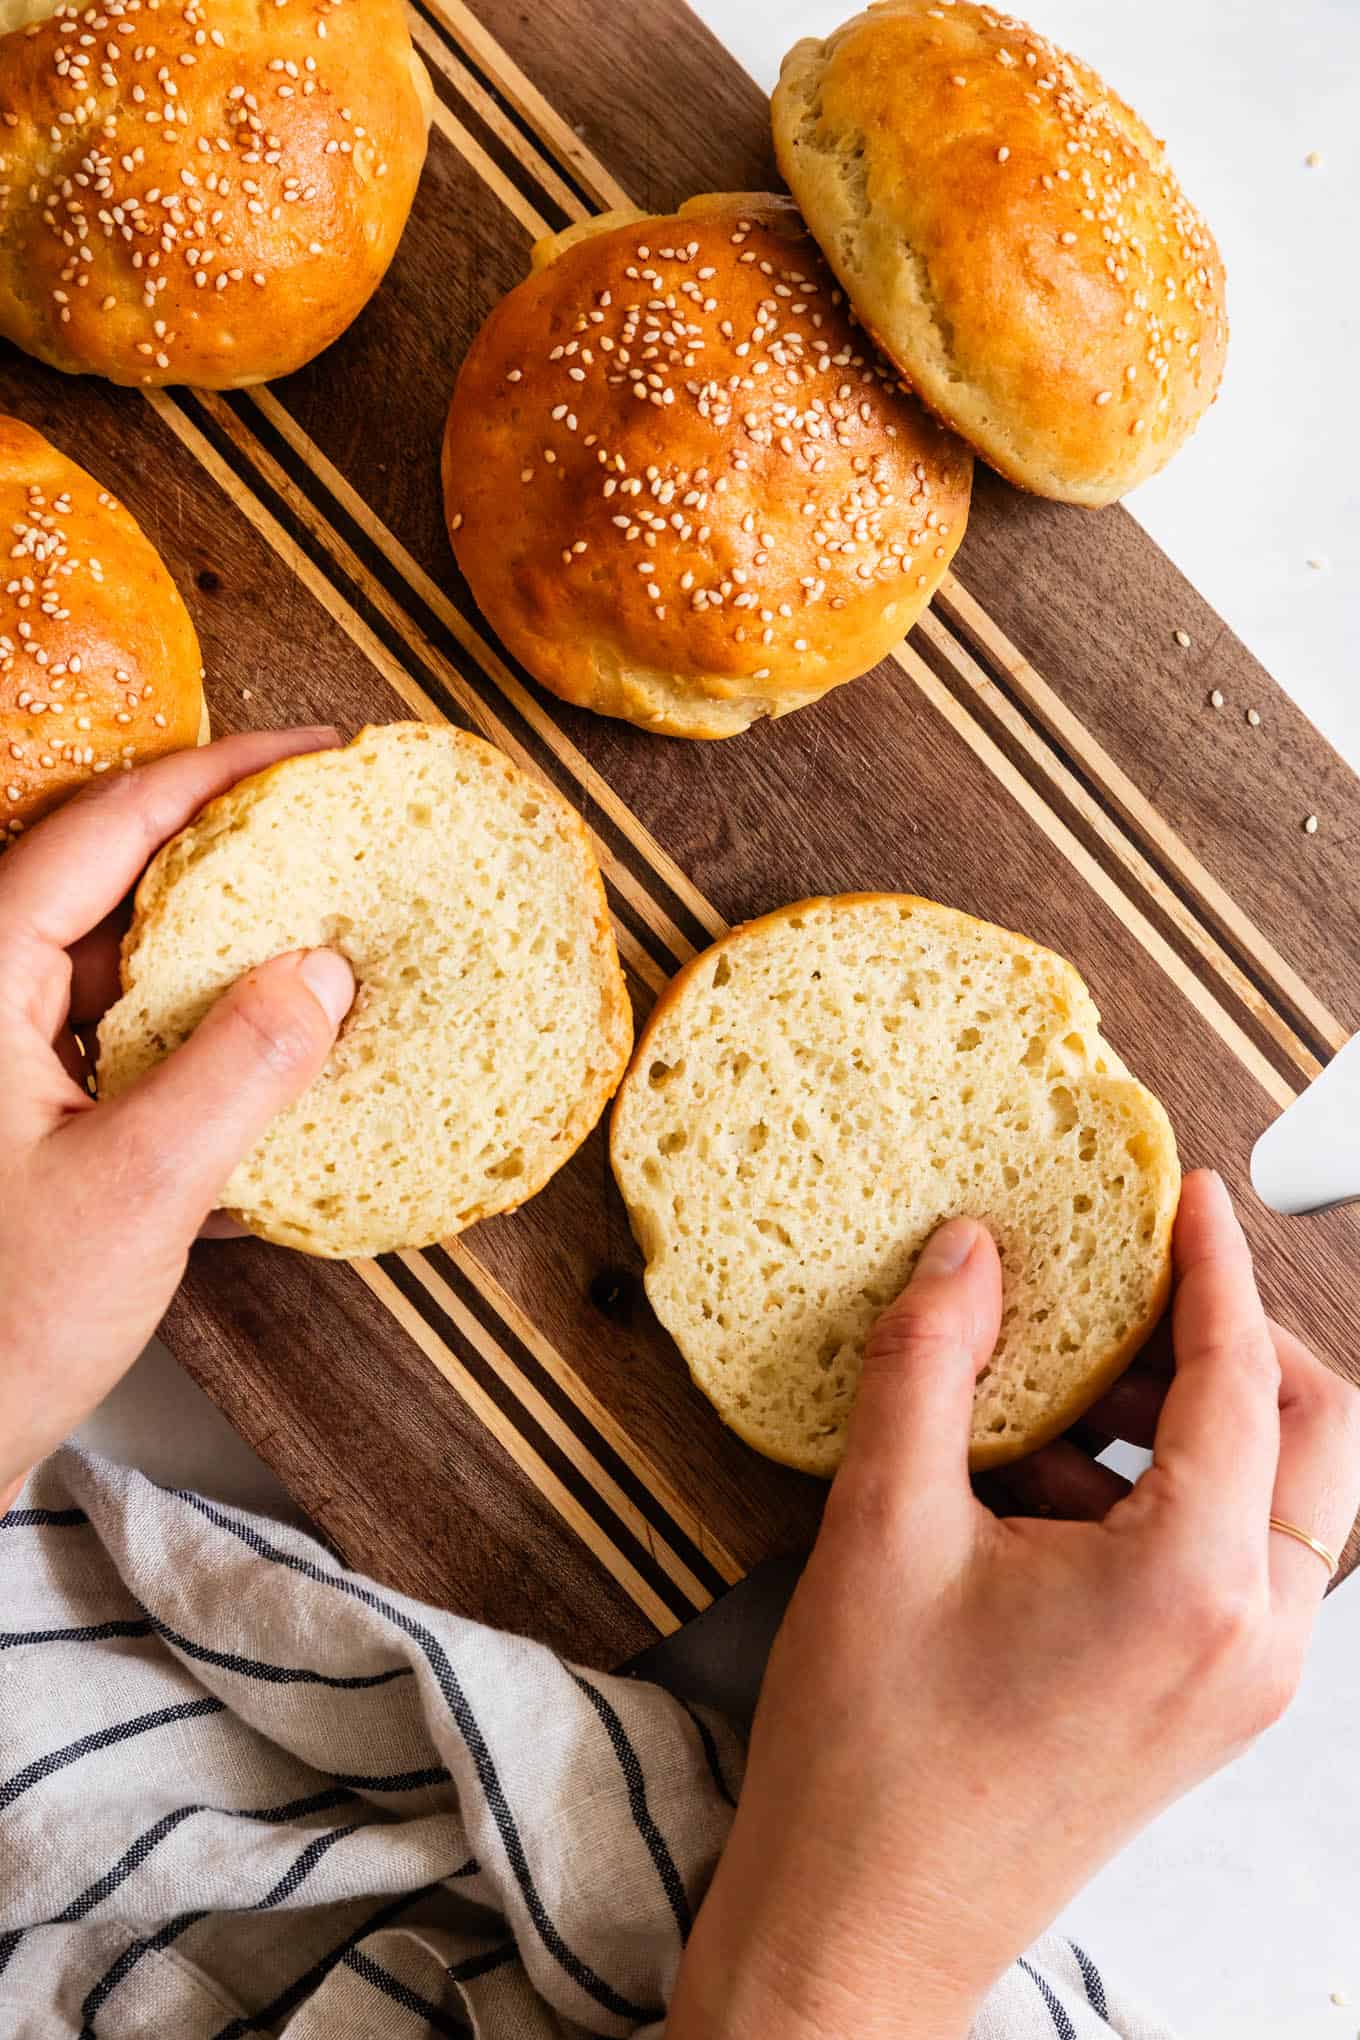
[0,1448,1174,2038]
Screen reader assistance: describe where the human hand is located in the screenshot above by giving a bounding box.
[669,1171,1360,2038]
[0,730,355,1512]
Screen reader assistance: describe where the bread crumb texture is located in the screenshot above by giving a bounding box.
[98,724,632,1257]
[612,895,1178,1473]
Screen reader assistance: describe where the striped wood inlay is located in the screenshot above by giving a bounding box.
[355,1258,682,1632]
[934,578,1348,1056]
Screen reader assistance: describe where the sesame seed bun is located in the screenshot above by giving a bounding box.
[442,192,973,739]
[0,0,431,389]
[772,1,1228,507]
[611,893,1179,1475]
[0,416,205,842]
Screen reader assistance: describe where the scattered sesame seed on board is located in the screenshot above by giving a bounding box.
[1306,150,1324,169]
[241,687,253,701]
[1209,689,1225,709]
[1305,814,1320,835]
[1246,707,1261,727]
[1173,628,1192,648]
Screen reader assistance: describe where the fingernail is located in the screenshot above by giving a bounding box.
[299,948,355,1027]
[916,1217,979,1278]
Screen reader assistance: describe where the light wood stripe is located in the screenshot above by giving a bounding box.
[399,1249,713,1609]
[152,388,668,995]
[356,1258,678,1633]
[893,641,1297,1111]
[915,611,1322,1083]
[418,44,550,240]
[936,577,1348,1056]
[417,0,633,212]
[246,386,725,944]
[443,1238,744,1584]
[420,5,1344,1076]
[407,5,586,224]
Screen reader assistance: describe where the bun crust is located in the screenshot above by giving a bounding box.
[612,893,1178,1473]
[97,723,633,1258]
[0,415,204,840]
[443,192,972,738]
[773,1,1227,506]
[0,0,430,387]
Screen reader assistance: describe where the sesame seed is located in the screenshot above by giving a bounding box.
[996,146,1010,163]
[1304,814,1319,834]
[1245,707,1261,727]
[1305,150,1323,169]
[1209,689,1225,709]
[1095,390,1112,405]
[1173,628,1192,648]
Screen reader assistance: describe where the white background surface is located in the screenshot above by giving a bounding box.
[78,2,1359,2032]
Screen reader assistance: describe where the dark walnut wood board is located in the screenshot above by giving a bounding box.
[5,0,1359,1662]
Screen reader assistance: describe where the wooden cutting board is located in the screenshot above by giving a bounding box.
[5,0,1358,1664]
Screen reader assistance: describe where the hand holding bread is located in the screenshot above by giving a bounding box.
[669,1174,1360,2037]
[0,726,352,1512]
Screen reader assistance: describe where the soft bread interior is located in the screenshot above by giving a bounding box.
[612,896,1177,1473]
[99,724,630,1257]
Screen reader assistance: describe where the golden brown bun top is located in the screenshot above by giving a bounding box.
[0,0,430,388]
[443,193,972,716]
[773,0,1228,505]
[0,415,203,836]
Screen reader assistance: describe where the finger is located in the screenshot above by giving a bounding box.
[1149,1170,1280,1532]
[68,909,131,1023]
[63,947,354,1238]
[1268,1322,1360,1617]
[0,727,339,955]
[980,1439,1131,1523]
[836,1218,1002,1520]
[1083,1365,1169,1451]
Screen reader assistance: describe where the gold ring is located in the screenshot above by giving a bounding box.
[1269,1516,1339,1578]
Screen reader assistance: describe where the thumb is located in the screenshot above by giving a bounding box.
[838,1217,1003,1515]
[88,948,354,1237]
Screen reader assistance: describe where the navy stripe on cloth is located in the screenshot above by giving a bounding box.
[80,1910,207,2038]
[448,1942,516,1984]
[252,1824,361,1909]
[0,1698,226,1812]
[177,1490,662,2026]
[677,1697,736,1809]
[330,1763,450,1792]
[0,1609,413,1689]
[211,1884,440,2038]
[346,1949,469,2035]
[1069,1940,1110,2021]
[567,1669,692,1938]
[52,1788,363,1925]
[0,1619,152,1651]
[0,1506,89,1529]
[1019,1956,1079,2040]
[146,1609,414,1689]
